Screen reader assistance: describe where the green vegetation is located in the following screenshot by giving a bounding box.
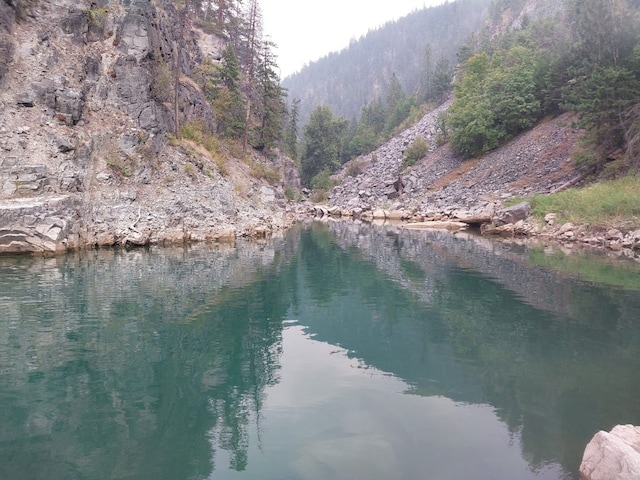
[248,159,281,186]
[517,176,640,229]
[181,121,220,156]
[449,0,640,165]
[300,106,348,186]
[164,0,291,175]
[310,169,336,191]
[86,6,108,26]
[106,153,136,178]
[345,160,364,178]
[403,136,429,168]
[284,184,301,201]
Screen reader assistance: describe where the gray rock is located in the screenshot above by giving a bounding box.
[55,89,85,125]
[493,202,531,227]
[16,93,34,107]
[96,172,112,182]
[580,425,640,480]
[544,212,556,225]
[606,228,624,241]
[0,195,83,254]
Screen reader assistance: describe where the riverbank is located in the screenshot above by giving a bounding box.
[302,197,640,261]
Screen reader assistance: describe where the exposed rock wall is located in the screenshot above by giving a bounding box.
[0,0,298,254]
[0,195,83,253]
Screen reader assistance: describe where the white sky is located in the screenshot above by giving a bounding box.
[260,0,448,78]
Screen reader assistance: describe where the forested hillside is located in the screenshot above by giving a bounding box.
[293,0,640,190]
[449,0,640,171]
[282,0,492,125]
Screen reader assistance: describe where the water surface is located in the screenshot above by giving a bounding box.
[1,222,640,480]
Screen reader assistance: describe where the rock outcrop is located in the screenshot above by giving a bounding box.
[0,0,299,254]
[580,425,640,480]
[0,195,83,253]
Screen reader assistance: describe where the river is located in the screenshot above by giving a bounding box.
[1,222,640,480]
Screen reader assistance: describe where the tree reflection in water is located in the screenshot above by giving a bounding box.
[1,223,640,480]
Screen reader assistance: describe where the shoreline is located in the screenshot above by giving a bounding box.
[2,196,639,260]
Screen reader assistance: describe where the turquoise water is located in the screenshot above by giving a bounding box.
[1,222,640,480]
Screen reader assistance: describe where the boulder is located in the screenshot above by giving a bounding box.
[372,208,386,220]
[16,93,35,107]
[580,425,640,480]
[544,212,557,225]
[386,210,405,221]
[493,201,531,226]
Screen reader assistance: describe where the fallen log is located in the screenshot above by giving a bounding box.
[403,221,468,232]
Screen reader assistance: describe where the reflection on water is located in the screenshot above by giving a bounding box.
[1,223,639,480]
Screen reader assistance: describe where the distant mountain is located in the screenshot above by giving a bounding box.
[282,0,493,124]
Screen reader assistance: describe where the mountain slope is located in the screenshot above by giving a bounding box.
[282,0,492,124]
[327,103,582,213]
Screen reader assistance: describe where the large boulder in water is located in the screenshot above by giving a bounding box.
[580,424,640,480]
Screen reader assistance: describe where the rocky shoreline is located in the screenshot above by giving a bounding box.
[1,1,636,259]
[0,192,300,255]
[302,201,640,260]
[0,0,300,255]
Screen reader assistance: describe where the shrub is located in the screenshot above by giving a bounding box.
[310,169,336,191]
[310,189,329,203]
[285,184,301,201]
[403,136,429,168]
[250,162,281,185]
[345,160,364,178]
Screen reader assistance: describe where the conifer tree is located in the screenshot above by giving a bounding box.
[213,45,245,138]
[301,105,348,186]
[254,39,285,149]
[284,98,301,160]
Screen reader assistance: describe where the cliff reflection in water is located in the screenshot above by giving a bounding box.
[301,222,640,476]
[1,222,640,480]
[0,237,299,480]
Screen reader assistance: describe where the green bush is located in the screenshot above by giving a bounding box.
[403,136,429,168]
[310,169,336,191]
[345,160,364,177]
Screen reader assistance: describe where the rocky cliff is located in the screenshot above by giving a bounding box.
[0,0,299,254]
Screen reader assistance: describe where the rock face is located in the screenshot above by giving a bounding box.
[0,195,83,253]
[0,0,299,254]
[580,425,640,480]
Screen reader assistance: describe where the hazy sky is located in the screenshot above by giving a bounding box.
[260,0,448,78]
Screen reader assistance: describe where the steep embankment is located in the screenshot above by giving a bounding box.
[328,102,582,215]
[0,0,298,255]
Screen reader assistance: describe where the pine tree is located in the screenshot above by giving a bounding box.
[301,105,348,185]
[284,98,301,160]
[212,45,245,138]
[254,39,285,149]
